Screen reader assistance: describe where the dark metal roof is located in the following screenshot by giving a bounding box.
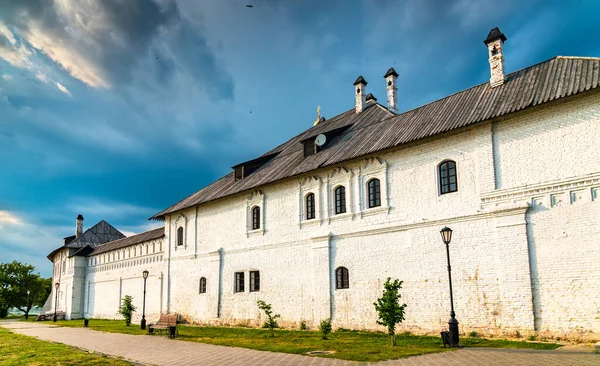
[384,67,399,78]
[151,56,600,220]
[484,27,507,45]
[366,93,377,101]
[47,220,125,260]
[353,75,367,85]
[76,214,84,220]
[89,227,165,256]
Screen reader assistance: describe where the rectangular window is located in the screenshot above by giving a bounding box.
[250,271,260,292]
[306,193,315,220]
[235,272,245,293]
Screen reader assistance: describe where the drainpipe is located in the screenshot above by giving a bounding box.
[217,248,224,318]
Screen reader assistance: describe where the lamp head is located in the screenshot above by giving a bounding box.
[27,290,30,295]
[440,226,453,245]
[143,270,149,279]
[55,282,60,289]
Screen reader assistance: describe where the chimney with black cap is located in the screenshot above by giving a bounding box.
[384,67,399,113]
[365,93,377,105]
[354,75,367,113]
[484,27,507,87]
[76,214,84,238]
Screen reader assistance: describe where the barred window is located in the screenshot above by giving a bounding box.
[177,226,184,246]
[367,178,381,208]
[199,277,207,294]
[335,267,349,289]
[439,160,458,194]
[235,272,244,293]
[250,271,260,292]
[306,193,315,220]
[252,206,260,230]
[334,186,346,214]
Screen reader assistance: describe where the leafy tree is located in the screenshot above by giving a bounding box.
[373,278,407,346]
[118,295,136,326]
[319,318,332,340]
[256,300,280,337]
[0,261,51,319]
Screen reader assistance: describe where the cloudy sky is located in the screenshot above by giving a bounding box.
[1,0,598,276]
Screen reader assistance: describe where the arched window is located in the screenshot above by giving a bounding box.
[439,160,458,194]
[335,267,349,289]
[199,277,207,294]
[334,186,346,214]
[306,193,315,220]
[367,178,381,208]
[177,226,184,246]
[252,206,260,230]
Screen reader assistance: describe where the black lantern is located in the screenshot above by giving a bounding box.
[440,226,453,245]
[53,282,60,322]
[440,226,459,346]
[141,270,149,330]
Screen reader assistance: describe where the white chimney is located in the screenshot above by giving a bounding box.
[353,75,367,113]
[484,27,507,87]
[76,214,84,238]
[384,67,399,113]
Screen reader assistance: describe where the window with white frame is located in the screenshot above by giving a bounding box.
[359,158,388,214]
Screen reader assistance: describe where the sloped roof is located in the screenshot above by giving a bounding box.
[65,220,125,249]
[152,56,600,220]
[47,220,125,260]
[89,227,165,256]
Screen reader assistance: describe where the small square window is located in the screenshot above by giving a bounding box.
[250,271,260,292]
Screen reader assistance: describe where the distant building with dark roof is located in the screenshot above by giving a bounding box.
[46,28,600,341]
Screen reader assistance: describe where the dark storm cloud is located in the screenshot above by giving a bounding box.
[0,0,233,98]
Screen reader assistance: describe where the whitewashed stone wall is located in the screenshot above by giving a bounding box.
[69,90,600,339]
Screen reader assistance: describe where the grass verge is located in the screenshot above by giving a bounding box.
[49,319,562,362]
[0,327,132,365]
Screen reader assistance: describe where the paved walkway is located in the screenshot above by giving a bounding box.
[1,321,598,366]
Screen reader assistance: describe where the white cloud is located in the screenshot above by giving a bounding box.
[0,42,33,68]
[56,81,71,96]
[0,210,65,276]
[0,21,16,45]
[0,210,23,225]
[1,74,11,80]
[35,72,49,83]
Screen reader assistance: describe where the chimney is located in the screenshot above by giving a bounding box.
[353,75,367,113]
[365,93,377,105]
[76,214,84,238]
[384,67,399,113]
[484,27,507,87]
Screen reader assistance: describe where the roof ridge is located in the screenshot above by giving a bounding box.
[557,56,600,60]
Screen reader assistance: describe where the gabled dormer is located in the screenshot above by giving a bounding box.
[232,152,280,181]
[301,124,353,158]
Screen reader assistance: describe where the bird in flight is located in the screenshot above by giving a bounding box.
[246,4,253,8]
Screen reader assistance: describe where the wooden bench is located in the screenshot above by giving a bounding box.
[148,314,178,338]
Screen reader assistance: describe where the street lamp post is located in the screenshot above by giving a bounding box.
[53,282,60,322]
[26,290,30,320]
[440,226,459,347]
[141,270,149,330]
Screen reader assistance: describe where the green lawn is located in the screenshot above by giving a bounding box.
[48,319,562,362]
[0,327,132,366]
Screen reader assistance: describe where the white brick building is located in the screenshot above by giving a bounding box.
[46,28,600,340]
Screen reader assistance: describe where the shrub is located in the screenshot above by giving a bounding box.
[118,295,136,326]
[257,300,280,337]
[373,278,407,346]
[319,318,332,340]
[469,331,479,338]
[299,320,307,330]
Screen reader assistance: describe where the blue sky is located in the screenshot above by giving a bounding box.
[1,0,599,277]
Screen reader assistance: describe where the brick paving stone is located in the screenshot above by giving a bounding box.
[1,321,598,366]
